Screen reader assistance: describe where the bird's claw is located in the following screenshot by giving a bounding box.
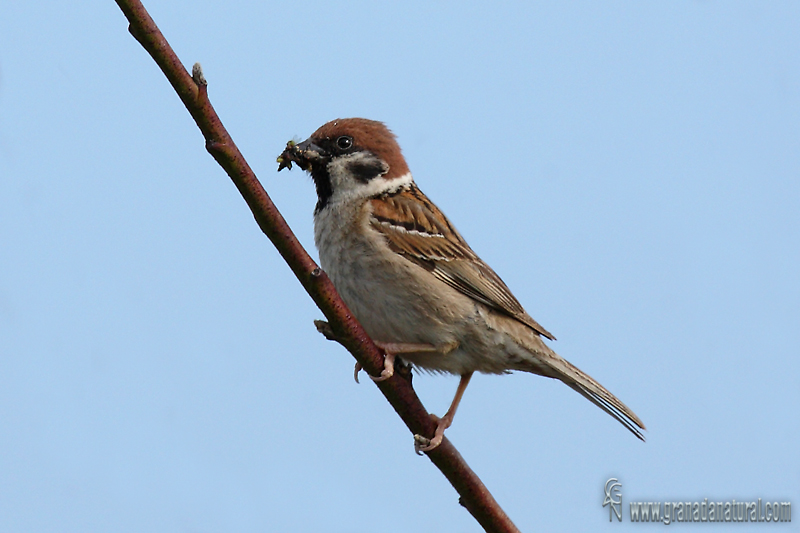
[413,414,449,454]
[353,352,395,383]
[371,363,394,382]
[413,434,431,455]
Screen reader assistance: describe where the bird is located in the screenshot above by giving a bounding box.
[277,118,645,451]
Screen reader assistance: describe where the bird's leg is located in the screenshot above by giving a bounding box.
[415,372,473,453]
[354,342,439,383]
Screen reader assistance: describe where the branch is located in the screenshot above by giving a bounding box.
[113,2,520,531]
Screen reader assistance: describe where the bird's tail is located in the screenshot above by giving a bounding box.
[530,353,646,441]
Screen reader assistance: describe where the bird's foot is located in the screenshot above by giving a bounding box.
[354,341,437,383]
[412,373,472,454]
[353,351,395,383]
[413,414,450,454]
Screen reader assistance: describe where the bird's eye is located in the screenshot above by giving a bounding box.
[336,136,353,150]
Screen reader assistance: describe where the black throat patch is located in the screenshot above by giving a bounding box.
[311,167,333,214]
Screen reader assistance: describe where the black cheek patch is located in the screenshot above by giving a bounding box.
[346,158,389,183]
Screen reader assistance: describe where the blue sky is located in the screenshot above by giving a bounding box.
[1,1,798,531]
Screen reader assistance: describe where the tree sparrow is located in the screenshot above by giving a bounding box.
[277,118,645,451]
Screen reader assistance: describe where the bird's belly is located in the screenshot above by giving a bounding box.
[324,244,459,347]
[315,205,533,375]
[322,252,518,374]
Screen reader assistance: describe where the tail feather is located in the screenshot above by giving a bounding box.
[536,354,646,441]
[565,379,646,441]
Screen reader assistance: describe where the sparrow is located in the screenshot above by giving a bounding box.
[277,118,645,451]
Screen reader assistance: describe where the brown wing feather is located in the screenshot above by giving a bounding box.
[369,185,556,340]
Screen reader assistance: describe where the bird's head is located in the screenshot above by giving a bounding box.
[278,118,411,213]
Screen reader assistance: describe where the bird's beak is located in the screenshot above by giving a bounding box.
[277,138,329,172]
[295,139,325,156]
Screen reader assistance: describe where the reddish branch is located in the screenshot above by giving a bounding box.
[113,2,520,532]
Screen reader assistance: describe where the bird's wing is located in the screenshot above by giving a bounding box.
[369,184,555,340]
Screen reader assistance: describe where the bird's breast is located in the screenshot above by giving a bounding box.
[313,201,466,348]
